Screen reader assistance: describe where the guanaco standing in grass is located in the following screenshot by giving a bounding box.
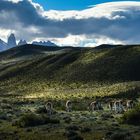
[45,102,53,115]
[66,100,72,112]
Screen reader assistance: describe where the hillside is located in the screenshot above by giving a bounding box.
[0,44,140,140]
[0,44,140,100]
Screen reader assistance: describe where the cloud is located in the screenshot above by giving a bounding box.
[0,0,140,46]
[47,34,123,47]
[7,0,22,3]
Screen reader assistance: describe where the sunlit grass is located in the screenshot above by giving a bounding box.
[19,81,140,101]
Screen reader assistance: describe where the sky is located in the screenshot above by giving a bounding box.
[1,0,140,47]
[33,0,140,10]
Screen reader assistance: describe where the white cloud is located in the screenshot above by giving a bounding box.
[45,34,123,47]
[44,1,140,20]
[0,1,140,47]
[7,0,22,3]
[0,28,14,42]
[52,35,87,46]
[84,36,124,47]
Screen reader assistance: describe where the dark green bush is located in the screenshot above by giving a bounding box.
[110,132,134,140]
[14,113,60,127]
[36,106,57,114]
[44,116,60,124]
[15,113,44,127]
[36,106,47,113]
[121,104,140,125]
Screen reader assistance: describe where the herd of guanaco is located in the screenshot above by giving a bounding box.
[45,99,135,115]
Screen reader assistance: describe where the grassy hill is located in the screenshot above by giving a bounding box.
[0,44,140,140]
[0,44,140,100]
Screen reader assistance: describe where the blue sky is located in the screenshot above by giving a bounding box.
[33,0,140,10]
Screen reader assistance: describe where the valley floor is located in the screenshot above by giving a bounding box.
[0,90,140,140]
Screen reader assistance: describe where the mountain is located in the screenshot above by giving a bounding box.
[32,40,57,47]
[0,39,8,51]
[18,39,27,46]
[0,34,58,52]
[0,33,17,51]
[7,33,17,48]
[0,34,28,52]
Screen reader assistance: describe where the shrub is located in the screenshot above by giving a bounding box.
[36,106,57,114]
[63,116,72,123]
[66,125,80,131]
[68,135,84,140]
[80,127,91,133]
[64,130,84,140]
[110,131,135,140]
[0,112,9,120]
[14,113,60,127]
[36,106,47,114]
[121,104,140,125]
[44,117,60,124]
[15,113,44,127]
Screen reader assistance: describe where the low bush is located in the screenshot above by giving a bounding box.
[36,106,57,114]
[0,112,9,120]
[121,104,140,125]
[64,130,83,140]
[110,131,134,140]
[14,113,60,127]
[36,106,47,114]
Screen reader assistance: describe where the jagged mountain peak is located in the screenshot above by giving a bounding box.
[0,39,8,51]
[32,40,57,47]
[18,39,27,46]
[7,33,17,48]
